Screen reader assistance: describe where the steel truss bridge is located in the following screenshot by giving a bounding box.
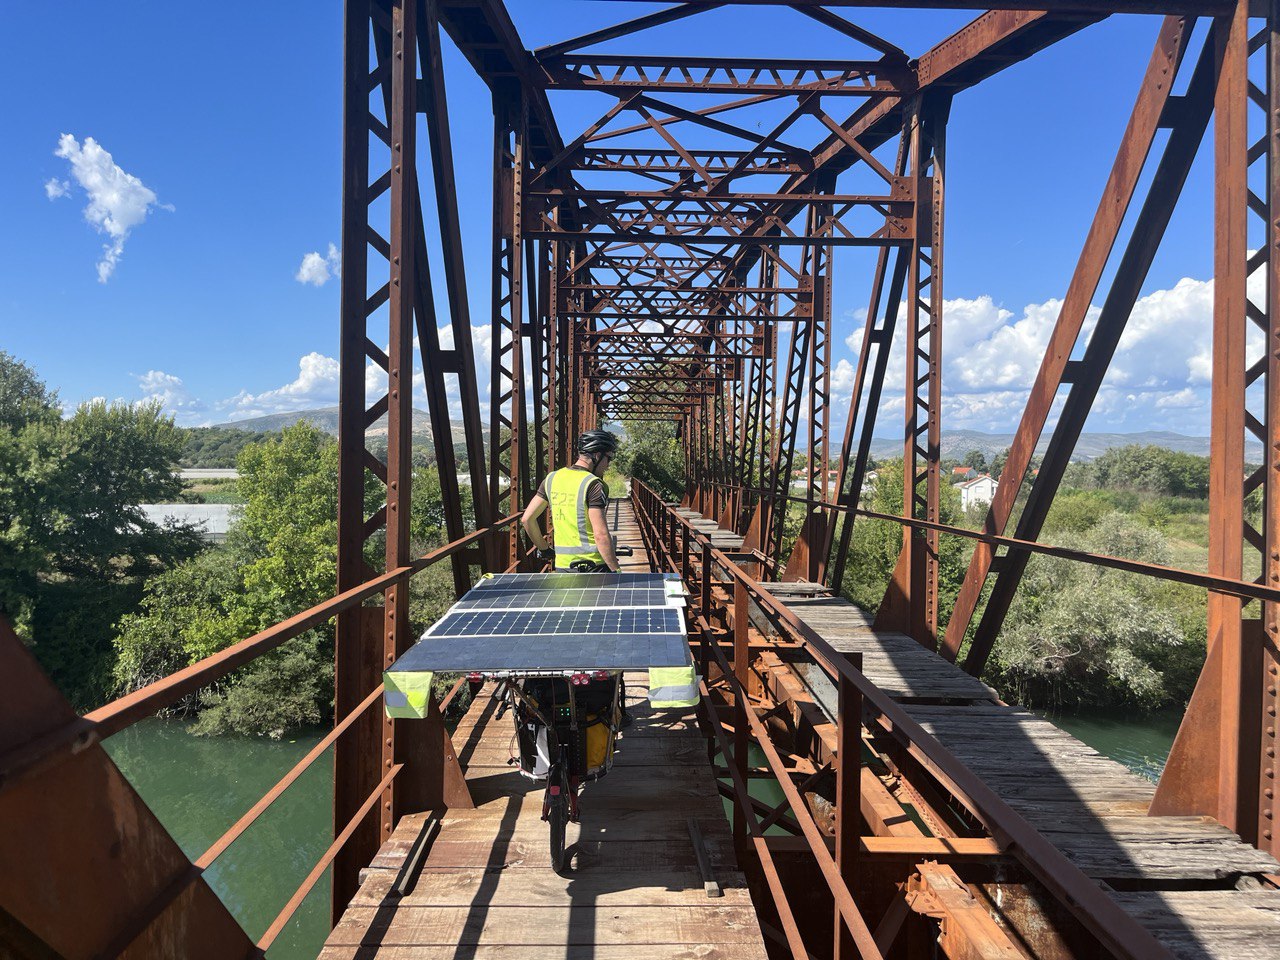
[4,2,1280,958]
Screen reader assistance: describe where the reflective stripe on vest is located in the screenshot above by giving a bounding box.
[648,665,699,708]
[548,467,604,569]
[384,669,434,719]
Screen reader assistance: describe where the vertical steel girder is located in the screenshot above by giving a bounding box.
[334,0,385,915]
[334,0,476,918]
[1152,3,1280,858]
[874,96,948,648]
[782,208,835,583]
[489,90,530,567]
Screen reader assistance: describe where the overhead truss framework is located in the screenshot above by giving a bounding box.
[328,0,1280,933]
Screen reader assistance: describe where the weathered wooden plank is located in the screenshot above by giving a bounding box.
[413,836,737,873]
[327,905,764,946]
[428,807,730,844]
[1107,891,1280,960]
[349,868,753,908]
[463,736,711,768]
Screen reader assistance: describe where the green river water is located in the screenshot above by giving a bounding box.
[105,708,1182,959]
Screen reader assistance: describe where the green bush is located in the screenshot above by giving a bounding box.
[988,513,1197,710]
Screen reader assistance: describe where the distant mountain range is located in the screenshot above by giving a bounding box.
[211,411,1253,463]
[211,406,474,442]
[867,429,1261,463]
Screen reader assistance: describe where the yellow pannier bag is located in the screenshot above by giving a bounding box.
[584,713,616,778]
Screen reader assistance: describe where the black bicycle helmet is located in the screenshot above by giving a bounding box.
[577,429,619,458]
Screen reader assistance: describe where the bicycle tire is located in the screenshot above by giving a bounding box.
[548,791,568,874]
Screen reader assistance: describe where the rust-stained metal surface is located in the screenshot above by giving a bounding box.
[0,619,254,959]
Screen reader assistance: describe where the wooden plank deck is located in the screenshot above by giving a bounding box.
[322,500,768,960]
[784,584,1280,957]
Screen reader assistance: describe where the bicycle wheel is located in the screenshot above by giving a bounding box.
[547,764,569,874]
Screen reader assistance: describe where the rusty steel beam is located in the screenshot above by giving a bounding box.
[539,54,907,96]
[334,0,388,917]
[1153,1,1279,859]
[875,95,948,648]
[0,620,256,959]
[420,0,494,544]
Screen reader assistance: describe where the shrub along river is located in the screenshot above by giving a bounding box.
[106,708,1182,959]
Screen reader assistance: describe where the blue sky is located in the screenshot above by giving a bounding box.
[0,3,1225,435]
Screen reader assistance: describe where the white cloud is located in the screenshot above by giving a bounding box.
[49,134,167,282]
[295,243,341,286]
[110,370,207,426]
[833,277,1226,433]
[220,352,343,420]
[438,322,494,367]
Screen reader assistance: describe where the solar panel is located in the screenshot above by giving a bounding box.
[388,629,691,674]
[385,569,692,675]
[472,572,676,591]
[453,586,671,611]
[429,607,682,638]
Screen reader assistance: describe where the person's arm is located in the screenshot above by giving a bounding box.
[588,505,620,571]
[522,494,550,551]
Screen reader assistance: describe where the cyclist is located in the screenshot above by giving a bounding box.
[521,429,621,572]
[521,429,633,726]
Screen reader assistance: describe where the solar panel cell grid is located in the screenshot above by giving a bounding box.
[429,607,682,638]
[472,572,668,590]
[453,586,669,611]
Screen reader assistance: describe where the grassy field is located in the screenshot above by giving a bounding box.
[180,477,244,504]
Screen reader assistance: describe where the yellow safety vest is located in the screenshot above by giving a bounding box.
[547,467,606,570]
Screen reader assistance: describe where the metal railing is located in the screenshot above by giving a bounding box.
[631,479,1177,960]
[0,515,519,955]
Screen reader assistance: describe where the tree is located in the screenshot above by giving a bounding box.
[988,513,1196,710]
[1084,445,1209,499]
[1,353,201,706]
[840,458,969,631]
[989,448,1009,480]
[962,449,987,472]
[411,465,474,546]
[115,423,340,735]
[614,419,685,500]
[0,349,59,434]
